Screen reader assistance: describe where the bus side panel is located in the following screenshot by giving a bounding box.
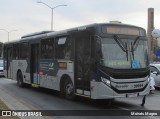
[39,59,58,89]
[12,60,31,84]
[56,60,74,91]
[5,61,13,79]
[6,47,13,79]
[39,59,74,91]
[12,60,18,80]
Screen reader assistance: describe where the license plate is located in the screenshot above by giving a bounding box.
[127,93,138,97]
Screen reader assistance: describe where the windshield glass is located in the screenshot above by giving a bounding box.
[101,36,149,69]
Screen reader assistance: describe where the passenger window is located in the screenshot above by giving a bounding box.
[13,44,19,59]
[41,38,54,59]
[55,36,71,59]
[19,42,29,59]
[58,37,66,45]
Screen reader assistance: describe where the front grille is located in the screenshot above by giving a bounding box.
[99,66,150,79]
[112,73,148,79]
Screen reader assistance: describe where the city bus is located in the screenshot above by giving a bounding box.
[3,23,150,103]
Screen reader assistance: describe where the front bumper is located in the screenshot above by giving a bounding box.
[90,81,150,99]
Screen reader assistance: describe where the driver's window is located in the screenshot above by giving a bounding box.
[150,66,159,73]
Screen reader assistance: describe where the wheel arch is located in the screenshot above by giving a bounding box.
[60,74,75,95]
[17,69,25,87]
[60,74,72,90]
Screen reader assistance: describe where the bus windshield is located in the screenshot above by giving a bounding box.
[101,36,149,69]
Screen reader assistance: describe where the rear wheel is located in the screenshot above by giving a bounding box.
[64,79,75,100]
[17,71,24,87]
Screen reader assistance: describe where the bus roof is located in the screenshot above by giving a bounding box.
[4,22,145,45]
[21,31,52,38]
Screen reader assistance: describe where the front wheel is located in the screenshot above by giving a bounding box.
[17,71,24,87]
[64,79,75,100]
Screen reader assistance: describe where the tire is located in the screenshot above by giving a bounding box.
[17,71,24,87]
[64,79,75,100]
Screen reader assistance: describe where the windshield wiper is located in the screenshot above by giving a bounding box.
[132,36,140,51]
[131,36,140,59]
[113,35,128,60]
[113,35,126,52]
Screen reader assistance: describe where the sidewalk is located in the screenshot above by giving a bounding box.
[0,85,44,119]
[0,98,19,119]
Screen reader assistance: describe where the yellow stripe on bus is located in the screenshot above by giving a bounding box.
[75,93,90,98]
[31,84,39,88]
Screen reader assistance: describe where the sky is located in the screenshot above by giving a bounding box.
[0,0,160,42]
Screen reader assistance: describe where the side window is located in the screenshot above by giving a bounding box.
[3,46,6,60]
[19,42,29,59]
[0,43,3,57]
[150,66,159,73]
[55,36,71,59]
[41,38,54,59]
[13,44,19,59]
[8,47,13,59]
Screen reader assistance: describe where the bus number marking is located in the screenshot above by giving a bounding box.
[78,27,86,31]
[134,84,143,88]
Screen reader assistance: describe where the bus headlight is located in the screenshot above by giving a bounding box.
[101,77,110,86]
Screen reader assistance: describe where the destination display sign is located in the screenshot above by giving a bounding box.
[102,25,145,36]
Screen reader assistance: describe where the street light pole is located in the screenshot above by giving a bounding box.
[37,1,67,31]
[51,8,53,31]
[0,29,17,42]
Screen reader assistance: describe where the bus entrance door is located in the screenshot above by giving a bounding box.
[31,44,40,86]
[73,30,92,96]
[7,47,13,79]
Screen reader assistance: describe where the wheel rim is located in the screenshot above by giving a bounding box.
[65,83,73,95]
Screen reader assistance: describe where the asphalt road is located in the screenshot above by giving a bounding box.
[0,77,160,119]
